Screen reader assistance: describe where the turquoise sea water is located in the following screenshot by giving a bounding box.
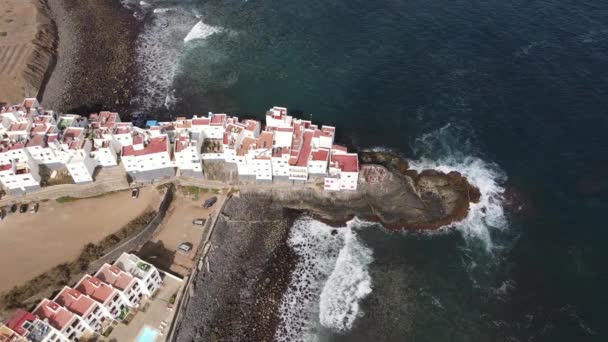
[125,0,608,340]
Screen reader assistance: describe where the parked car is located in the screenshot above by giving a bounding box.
[30,203,39,214]
[19,204,28,213]
[10,204,17,213]
[202,196,217,209]
[131,188,140,199]
[192,218,206,226]
[178,242,193,254]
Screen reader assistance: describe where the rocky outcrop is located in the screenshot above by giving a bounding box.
[240,152,480,230]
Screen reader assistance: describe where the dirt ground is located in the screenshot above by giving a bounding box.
[0,0,55,104]
[142,190,223,276]
[0,187,161,293]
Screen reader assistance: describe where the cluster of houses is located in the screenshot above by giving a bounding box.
[0,253,162,341]
[0,99,359,195]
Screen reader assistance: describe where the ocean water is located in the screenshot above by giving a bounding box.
[126,0,608,340]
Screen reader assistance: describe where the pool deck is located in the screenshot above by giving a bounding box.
[103,272,184,341]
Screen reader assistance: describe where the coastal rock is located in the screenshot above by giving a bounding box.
[240,152,480,230]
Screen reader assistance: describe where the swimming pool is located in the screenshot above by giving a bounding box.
[136,326,159,342]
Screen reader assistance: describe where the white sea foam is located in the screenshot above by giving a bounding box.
[409,123,507,251]
[275,218,373,341]
[184,21,224,42]
[153,8,172,14]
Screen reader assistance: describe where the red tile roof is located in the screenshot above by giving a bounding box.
[0,163,12,171]
[76,275,115,304]
[5,309,36,336]
[98,111,119,128]
[96,264,135,291]
[33,299,75,331]
[54,288,96,317]
[210,114,226,126]
[237,137,256,156]
[174,136,188,153]
[8,123,28,132]
[256,131,273,149]
[331,153,359,172]
[25,134,46,148]
[192,118,210,126]
[122,136,167,157]
[332,144,348,153]
[295,131,313,167]
[311,148,329,162]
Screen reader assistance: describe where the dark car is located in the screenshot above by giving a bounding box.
[202,196,217,209]
[10,204,17,213]
[132,188,140,199]
[19,204,28,213]
[192,218,206,226]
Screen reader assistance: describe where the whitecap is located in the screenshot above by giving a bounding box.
[184,20,224,42]
[275,218,373,341]
[408,123,507,251]
[318,227,373,331]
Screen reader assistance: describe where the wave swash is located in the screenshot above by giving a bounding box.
[276,218,373,341]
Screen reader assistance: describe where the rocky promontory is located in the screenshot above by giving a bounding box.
[239,152,480,230]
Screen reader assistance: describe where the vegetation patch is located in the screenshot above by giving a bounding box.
[0,209,156,311]
[0,32,7,37]
[179,185,209,199]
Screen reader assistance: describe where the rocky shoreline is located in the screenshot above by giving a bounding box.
[40,0,140,115]
[175,155,480,340]
[174,196,301,341]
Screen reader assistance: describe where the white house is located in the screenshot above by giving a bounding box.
[0,151,41,194]
[265,106,292,128]
[113,253,163,297]
[121,134,174,182]
[95,263,146,307]
[5,309,69,342]
[33,299,95,342]
[190,113,227,140]
[324,148,359,191]
[53,287,112,333]
[75,275,131,321]
[174,133,203,178]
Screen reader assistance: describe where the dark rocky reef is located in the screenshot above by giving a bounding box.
[240,152,481,230]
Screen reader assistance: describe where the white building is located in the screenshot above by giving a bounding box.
[5,309,68,342]
[324,148,359,191]
[190,113,227,140]
[0,151,41,194]
[113,253,163,297]
[174,134,203,178]
[95,263,146,307]
[32,299,95,342]
[121,134,174,182]
[265,106,292,128]
[75,275,131,321]
[53,287,112,333]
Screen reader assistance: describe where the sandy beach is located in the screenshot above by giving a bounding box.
[0,0,55,104]
[0,188,161,294]
[41,0,140,114]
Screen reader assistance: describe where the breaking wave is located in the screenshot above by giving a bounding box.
[125,1,225,111]
[409,123,507,251]
[276,218,373,341]
[184,21,224,42]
